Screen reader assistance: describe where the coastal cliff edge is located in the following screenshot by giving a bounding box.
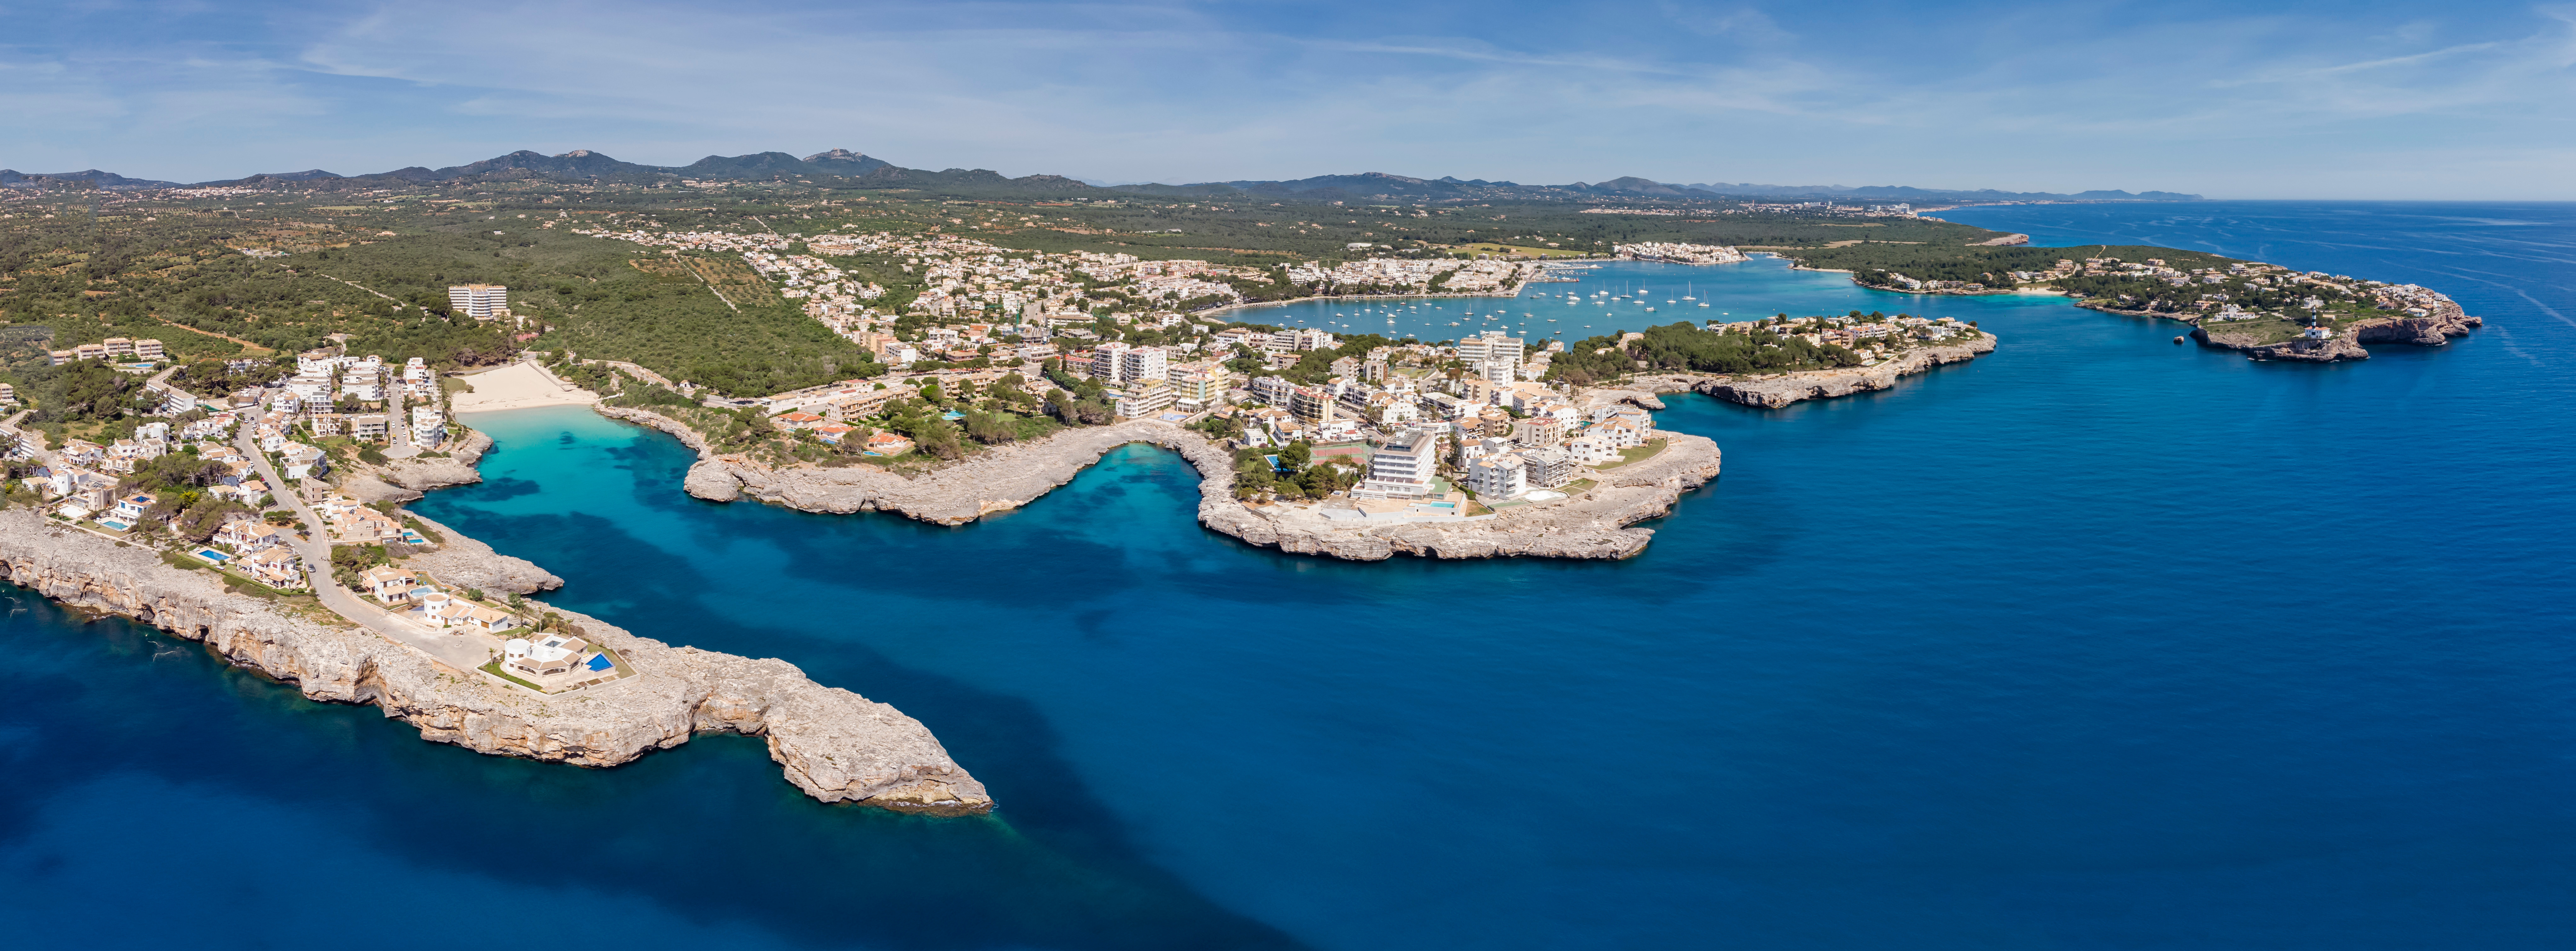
[0,508,992,814]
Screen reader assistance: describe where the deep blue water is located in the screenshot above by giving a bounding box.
[7,202,2576,949]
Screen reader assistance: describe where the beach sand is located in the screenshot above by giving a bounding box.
[450,362,600,414]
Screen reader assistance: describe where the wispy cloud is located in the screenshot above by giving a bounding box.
[4,0,2575,197]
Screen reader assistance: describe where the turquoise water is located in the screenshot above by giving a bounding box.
[7,202,2576,948]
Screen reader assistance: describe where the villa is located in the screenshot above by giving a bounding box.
[112,493,157,523]
[213,520,286,553]
[238,548,307,591]
[504,633,600,679]
[865,431,915,455]
[359,566,418,603]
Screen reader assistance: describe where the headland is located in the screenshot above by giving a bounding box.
[1767,243,2481,362]
[0,489,990,814]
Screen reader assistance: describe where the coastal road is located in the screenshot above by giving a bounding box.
[3,409,58,470]
[233,428,495,673]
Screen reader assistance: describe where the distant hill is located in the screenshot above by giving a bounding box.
[0,168,185,190]
[1686,181,2203,202]
[0,151,2201,203]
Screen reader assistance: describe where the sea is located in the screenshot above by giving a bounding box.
[5,201,2573,949]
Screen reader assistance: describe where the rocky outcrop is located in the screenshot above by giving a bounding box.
[684,460,744,501]
[2101,299,2479,363]
[600,407,1724,561]
[395,509,564,594]
[2193,304,2481,362]
[1203,434,1723,561]
[2351,307,2483,346]
[1581,387,1669,411]
[1699,335,1997,408]
[2192,326,2369,362]
[341,430,496,504]
[0,509,990,814]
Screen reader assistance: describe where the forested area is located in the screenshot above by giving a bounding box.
[1547,321,1862,382]
[1780,243,2238,286]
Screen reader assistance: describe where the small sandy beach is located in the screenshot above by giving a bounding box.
[449,362,600,414]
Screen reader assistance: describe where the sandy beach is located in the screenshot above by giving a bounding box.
[449,362,600,414]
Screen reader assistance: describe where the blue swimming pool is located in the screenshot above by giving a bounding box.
[192,549,230,563]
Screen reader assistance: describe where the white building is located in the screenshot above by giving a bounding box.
[411,406,447,447]
[1114,379,1175,419]
[1355,428,1438,499]
[1090,341,1131,383]
[503,634,591,679]
[1264,328,1335,353]
[1520,446,1575,489]
[1466,452,1527,500]
[449,284,509,319]
[285,373,335,403]
[1456,331,1524,367]
[1119,345,1169,383]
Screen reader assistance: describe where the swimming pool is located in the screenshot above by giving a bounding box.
[193,548,231,564]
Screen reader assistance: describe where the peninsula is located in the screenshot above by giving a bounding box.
[0,356,989,813]
[1770,243,2480,362]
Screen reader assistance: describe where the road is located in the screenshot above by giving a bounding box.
[233,426,495,674]
[3,408,57,470]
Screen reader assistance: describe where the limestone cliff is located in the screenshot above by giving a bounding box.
[342,430,496,504]
[1687,335,1997,409]
[0,510,991,814]
[396,509,564,594]
[2193,305,2486,362]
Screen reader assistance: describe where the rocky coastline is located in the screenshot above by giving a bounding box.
[1620,334,1998,409]
[0,507,993,815]
[598,406,1723,561]
[341,429,496,504]
[2182,304,2484,362]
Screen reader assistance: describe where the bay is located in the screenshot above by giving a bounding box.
[6,202,2574,949]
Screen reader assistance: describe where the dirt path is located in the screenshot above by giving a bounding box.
[153,315,273,353]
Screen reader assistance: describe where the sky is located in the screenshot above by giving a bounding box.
[4,1,2573,199]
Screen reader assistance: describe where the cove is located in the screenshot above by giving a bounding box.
[7,202,2575,948]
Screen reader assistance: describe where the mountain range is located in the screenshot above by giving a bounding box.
[0,150,2202,203]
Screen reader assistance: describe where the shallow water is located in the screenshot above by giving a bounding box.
[6,202,2574,949]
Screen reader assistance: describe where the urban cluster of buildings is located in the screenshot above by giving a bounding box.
[1988,256,2458,323]
[571,226,791,253]
[1281,257,1527,293]
[1614,242,1749,265]
[241,351,446,448]
[1230,361,1660,505]
[47,336,165,366]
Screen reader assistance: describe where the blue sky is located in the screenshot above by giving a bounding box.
[5,1,2572,198]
